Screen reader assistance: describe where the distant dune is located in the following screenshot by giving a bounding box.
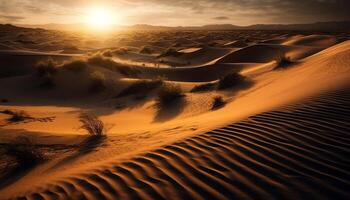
[18,21,350,32]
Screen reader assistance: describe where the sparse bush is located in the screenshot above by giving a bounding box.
[87,54,139,76]
[274,53,294,70]
[5,136,45,168]
[0,110,32,122]
[212,96,226,110]
[190,82,217,93]
[156,83,184,107]
[62,60,88,73]
[118,79,164,97]
[79,114,106,137]
[36,59,57,77]
[89,71,106,93]
[218,72,246,90]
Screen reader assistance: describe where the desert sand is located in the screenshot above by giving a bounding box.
[0,25,349,200]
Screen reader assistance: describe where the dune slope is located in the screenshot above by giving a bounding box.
[5,87,350,200]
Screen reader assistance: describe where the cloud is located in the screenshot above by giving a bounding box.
[0,0,349,25]
[0,14,25,22]
[213,16,229,20]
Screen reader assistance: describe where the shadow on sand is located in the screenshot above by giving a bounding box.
[49,135,107,169]
[153,97,186,122]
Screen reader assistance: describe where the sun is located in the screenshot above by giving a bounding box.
[85,7,116,30]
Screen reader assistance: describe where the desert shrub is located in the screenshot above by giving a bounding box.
[89,71,106,93]
[87,54,139,76]
[36,59,57,77]
[212,96,226,110]
[156,83,184,107]
[274,53,294,70]
[5,136,44,168]
[218,72,246,90]
[0,110,32,122]
[118,79,163,97]
[62,60,88,73]
[190,82,217,93]
[79,114,106,137]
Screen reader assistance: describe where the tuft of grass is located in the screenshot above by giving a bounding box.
[118,79,164,98]
[156,83,184,107]
[1,110,32,122]
[36,59,57,77]
[89,71,106,93]
[211,96,226,110]
[62,60,88,73]
[218,72,246,90]
[79,114,106,137]
[5,136,45,168]
[190,82,217,93]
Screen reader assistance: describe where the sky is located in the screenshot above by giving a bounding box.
[0,0,349,26]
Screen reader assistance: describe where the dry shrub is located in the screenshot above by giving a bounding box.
[212,96,226,110]
[218,72,246,90]
[190,82,216,93]
[156,83,184,107]
[118,79,164,97]
[274,53,294,70]
[36,59,57,77]
[79,114,106,137]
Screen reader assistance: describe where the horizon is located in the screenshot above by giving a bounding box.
[1,0,349,29]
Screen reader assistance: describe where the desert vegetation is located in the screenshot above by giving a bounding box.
[218,72,246,90]
[118,79,164,97]
[190,82,217,93]
[274,53,295,70]
[79,114,107,137]
[36,59,57,77]
[211,96,226,110]
[155,83,185,108]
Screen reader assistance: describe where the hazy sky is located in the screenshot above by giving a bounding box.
[0,0,349,26]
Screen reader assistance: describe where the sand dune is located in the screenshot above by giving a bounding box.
[4,87,349,200]
[283,35,338,47]
[1,25,350,200]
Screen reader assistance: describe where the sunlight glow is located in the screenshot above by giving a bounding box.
[85,7,117,30]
